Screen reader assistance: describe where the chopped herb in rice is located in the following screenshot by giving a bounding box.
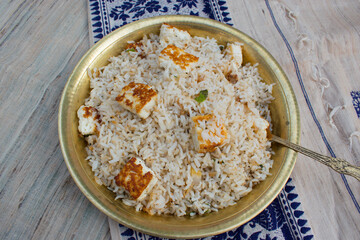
[194,90,208,103]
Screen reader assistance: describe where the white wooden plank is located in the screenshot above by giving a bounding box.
[227,0,360,239]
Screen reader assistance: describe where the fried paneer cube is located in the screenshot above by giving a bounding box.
[116,82,157,119]
[159,44,199,71]
[253,116,270,140]
[190,167,202,185]
[77,105,100,135]
[254,117,270,132]
[225,42,243,66]
[159,23,192,48]
[223,43,243,83]
[191,115,228,153]
[115,157,158,201]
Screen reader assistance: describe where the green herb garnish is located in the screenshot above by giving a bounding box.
[126,48,136,52]
[259,164,264,169]
[219,45,224,51]
[195,90,208,103]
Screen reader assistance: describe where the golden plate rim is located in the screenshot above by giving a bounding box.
[58,15,300,239]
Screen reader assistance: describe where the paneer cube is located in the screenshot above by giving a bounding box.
[254,117,269,131]
[223,43,243,83]
[159,44,199,71]
[253,117,270,140]
[191,115,228,153]
[115,157,158,201]
[116,82,157,119]
[77,105,100,135]
[159,23,192,48]
[190,167,202,185]
[225,43,243,66]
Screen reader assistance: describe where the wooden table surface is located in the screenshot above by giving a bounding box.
[0,0,359,239]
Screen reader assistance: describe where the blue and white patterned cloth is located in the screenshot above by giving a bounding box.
[88,1,314,239]
[351,91,360,118]
[89,0,232,43]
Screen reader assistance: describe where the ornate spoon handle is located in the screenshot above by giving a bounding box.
[270,135,360,181]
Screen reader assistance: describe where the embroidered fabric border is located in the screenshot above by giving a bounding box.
[89,0,233,43]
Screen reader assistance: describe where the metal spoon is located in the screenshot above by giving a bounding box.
[270,134,360,181]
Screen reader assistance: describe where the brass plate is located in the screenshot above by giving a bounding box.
[58,15,300,239]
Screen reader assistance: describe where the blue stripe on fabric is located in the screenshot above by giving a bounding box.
[265,0,360,213]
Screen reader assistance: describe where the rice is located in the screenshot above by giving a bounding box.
[81,25,274,216]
